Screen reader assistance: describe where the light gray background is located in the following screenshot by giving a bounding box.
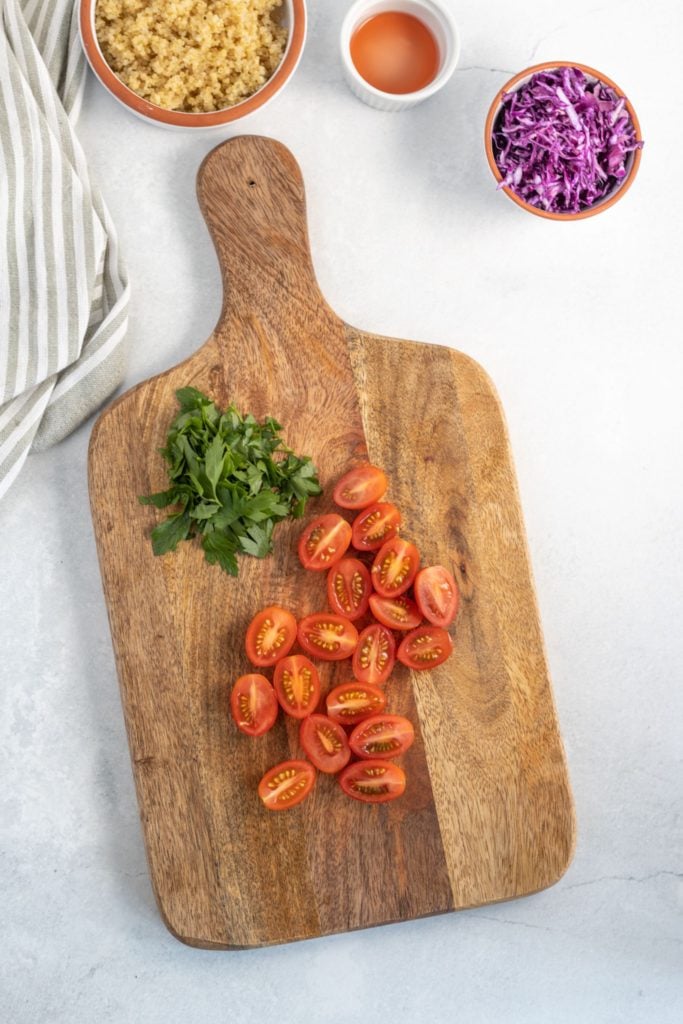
[2,1,682,1021]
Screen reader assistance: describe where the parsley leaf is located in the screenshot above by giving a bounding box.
[240,519,276,557]
[202,531,239,576]
[150,510,192,556]
[140,389,321,575]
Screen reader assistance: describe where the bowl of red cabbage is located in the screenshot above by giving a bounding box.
[485,61,643,220]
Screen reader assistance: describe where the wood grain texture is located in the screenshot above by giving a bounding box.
[88,136,575,949]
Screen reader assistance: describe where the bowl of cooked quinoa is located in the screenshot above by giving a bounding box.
[80,0,306,128]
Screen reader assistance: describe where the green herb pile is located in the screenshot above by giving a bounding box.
[139,387,321,576]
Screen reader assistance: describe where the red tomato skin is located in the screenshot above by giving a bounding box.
[348,714,415,760]
[414,565,460,628]
[333,465,388,510]
[327,558,372,621]
[273,655,321,719]
[397,626,454,670]
[299,714,351,774]
[371,539,420,598]
[298,514,352,571]
[338,759,406,803]
[245,606,297,667]
[352,624,395,686]
[351,503,401,552]
[297,613,359,661]
[326,682,387,726]
[258,760,316,811]
[368,593,423,631]
[230,674,278,737]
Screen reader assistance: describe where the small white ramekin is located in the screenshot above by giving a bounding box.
[340,0,460,111]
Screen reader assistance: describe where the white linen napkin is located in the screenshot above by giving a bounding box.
[0,0,129,501]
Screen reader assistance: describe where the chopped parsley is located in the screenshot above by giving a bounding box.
[139,387,321,576]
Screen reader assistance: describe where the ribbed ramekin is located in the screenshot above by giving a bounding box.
[340,0,460,112]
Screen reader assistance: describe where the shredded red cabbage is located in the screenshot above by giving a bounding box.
[492,66,643,214]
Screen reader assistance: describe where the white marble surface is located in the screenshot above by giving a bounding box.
[2,1,682,1021]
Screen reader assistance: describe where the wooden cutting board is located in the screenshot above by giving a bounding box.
[89,136,575,949]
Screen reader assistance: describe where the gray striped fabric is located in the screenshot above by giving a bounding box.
[0,0,129,501]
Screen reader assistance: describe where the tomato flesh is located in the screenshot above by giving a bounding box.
[273,655,320,719]
[245,605,297,667]
[327,558,372,621]
[333,464,388,510]
[397,625,453,669]
[258,760,316,811]
[369,593,422,631]
[352,623,395,686]
[297,613,359,661]
[299,714,351,774]
[371,538,420,598]
[349,714,415,760]
[230,674,278,737]
[414,565,460,628]
[298,514,352,571]
[351,502,401,551]
[325,682,387,726]
[338,759,406,803]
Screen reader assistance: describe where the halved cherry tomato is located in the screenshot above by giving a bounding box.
[397,625,453,670]
[230,674,278,737]
[349,714,415,760]
[326,682,387,726]
[258,760,316,811]
[371,538,420,598]
[352,623,395,686]
[299,714,351,774]
[245,606,297,667]
[369,593,422,631]
[298,514,352,571]
[273,655,320,719]
[338,759,406,803]
[333,464,388,510]
[414,565,460,628]
[297,613,359,661]
[327,558,372,621]
[351,502,401,552]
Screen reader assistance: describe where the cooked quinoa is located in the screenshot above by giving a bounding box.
[95,0,288,113]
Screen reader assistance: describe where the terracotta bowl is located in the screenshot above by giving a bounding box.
[80,0,307,130]
[484,60,643,221]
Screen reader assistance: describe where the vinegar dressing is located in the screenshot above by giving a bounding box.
[350,12,440,95]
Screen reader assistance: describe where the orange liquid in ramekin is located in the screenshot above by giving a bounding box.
[350,12,440,95]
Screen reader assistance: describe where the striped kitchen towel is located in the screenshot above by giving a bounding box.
[0,0,129,501]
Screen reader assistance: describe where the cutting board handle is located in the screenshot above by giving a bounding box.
[197,136,326,323]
